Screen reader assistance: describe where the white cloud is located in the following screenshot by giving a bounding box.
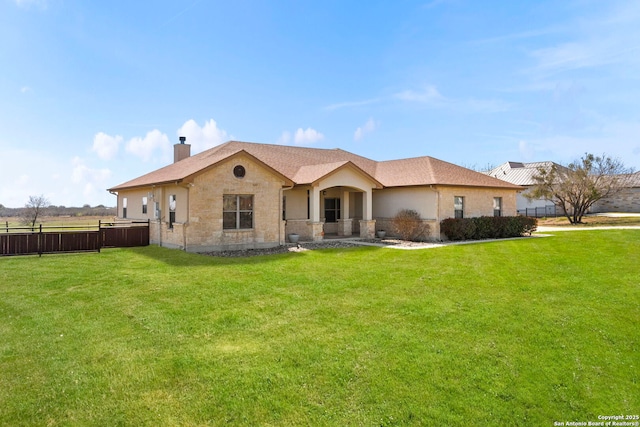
[125,129,171,162]
[71,157,111,184]
[527,3,640,78]
[294,128,324,145]
[70,157,112,200]
[176,118,229,154]
[395,85,444,104]
[276,128,324,146]
[0,149,114,208]
[324,98,381,111]
[92,132,122,160]
[395,85,510,113]
[20,86,32,94]
[354,118,378,141]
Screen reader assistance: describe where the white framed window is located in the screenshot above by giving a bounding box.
[493,197,502,217]
[168,195,176,229]
[142,196,148,214]
[122,197,128,219]
[454,196,464,219]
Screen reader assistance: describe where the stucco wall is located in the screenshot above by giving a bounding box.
[316,167,375,192]
[517,188,550,209]
[284,187,308,220]
[117,189,148,220]
[372,187,438,219]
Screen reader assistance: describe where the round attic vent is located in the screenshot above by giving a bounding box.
[233,165,246,178]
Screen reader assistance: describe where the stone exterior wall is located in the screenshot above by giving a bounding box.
[184,154,286,251]
[591,187,640,213]
[374,217,438,241]
[436,186,517,219]
[284,219,315,241]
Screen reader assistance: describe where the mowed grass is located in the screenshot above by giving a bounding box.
[0,231,638,426]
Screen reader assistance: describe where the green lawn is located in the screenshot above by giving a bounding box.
[1,231,638,426]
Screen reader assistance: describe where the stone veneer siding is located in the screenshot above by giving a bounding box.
[184,154,287,251]
[591,187,640,213]
[374,217,438,241]
[436,186,517,240]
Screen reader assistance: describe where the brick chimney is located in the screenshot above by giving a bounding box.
[174,136,191,163]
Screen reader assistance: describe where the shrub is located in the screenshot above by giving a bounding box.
[392,209,431,241]
[440,216,537,241]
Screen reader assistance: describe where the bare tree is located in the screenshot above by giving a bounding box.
[392,209,430,241]
[21,195,50,228]
[527,153,634,224]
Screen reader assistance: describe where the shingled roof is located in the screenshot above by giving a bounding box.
[109,141,522,191]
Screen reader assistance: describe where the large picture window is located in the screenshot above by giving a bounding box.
[223,195,254,229]
[454,196,464,219]
[324,198,341,223]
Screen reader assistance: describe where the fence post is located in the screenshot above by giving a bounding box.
[38,223,43,257]
[97,220,102,253]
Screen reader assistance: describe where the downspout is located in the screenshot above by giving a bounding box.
[179,182,194,251]
[157,186,163,248]
[280,184,294,245]
[109,191,119,218]
[430,185,440,240]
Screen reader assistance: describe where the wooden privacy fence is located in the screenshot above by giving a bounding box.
[0,220,149,256]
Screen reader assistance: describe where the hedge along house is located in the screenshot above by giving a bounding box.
[107,139,523,251]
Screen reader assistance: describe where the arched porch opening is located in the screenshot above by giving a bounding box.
[282,185,376,242]
[318,185,364,238]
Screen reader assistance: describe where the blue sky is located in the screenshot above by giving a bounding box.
[1,0,639,207]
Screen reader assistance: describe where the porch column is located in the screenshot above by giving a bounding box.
[337,189,352,237]
[359,188,375,238]
[362,188,373,220]
[308,186,324,241]
[342,190,350,219]
[309,186,320,222]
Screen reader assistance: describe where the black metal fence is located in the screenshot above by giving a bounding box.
[0,220,149,256]
[517,205,558,218]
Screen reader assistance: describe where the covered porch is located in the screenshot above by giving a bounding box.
[282,162,382,242]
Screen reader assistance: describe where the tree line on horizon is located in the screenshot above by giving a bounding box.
[0,199,115,223]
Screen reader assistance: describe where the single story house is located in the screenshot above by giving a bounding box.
[108,140,522,251]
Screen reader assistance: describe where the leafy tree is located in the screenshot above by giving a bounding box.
[527,153,634,224]
[21,195,50,228]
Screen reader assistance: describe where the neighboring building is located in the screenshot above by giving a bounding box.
[486,161,562,216]
[590,172,640,213]
[108,140,522,251]
[488,162,640,215]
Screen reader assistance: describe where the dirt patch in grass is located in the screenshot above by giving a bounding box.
[537,214,640,227]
